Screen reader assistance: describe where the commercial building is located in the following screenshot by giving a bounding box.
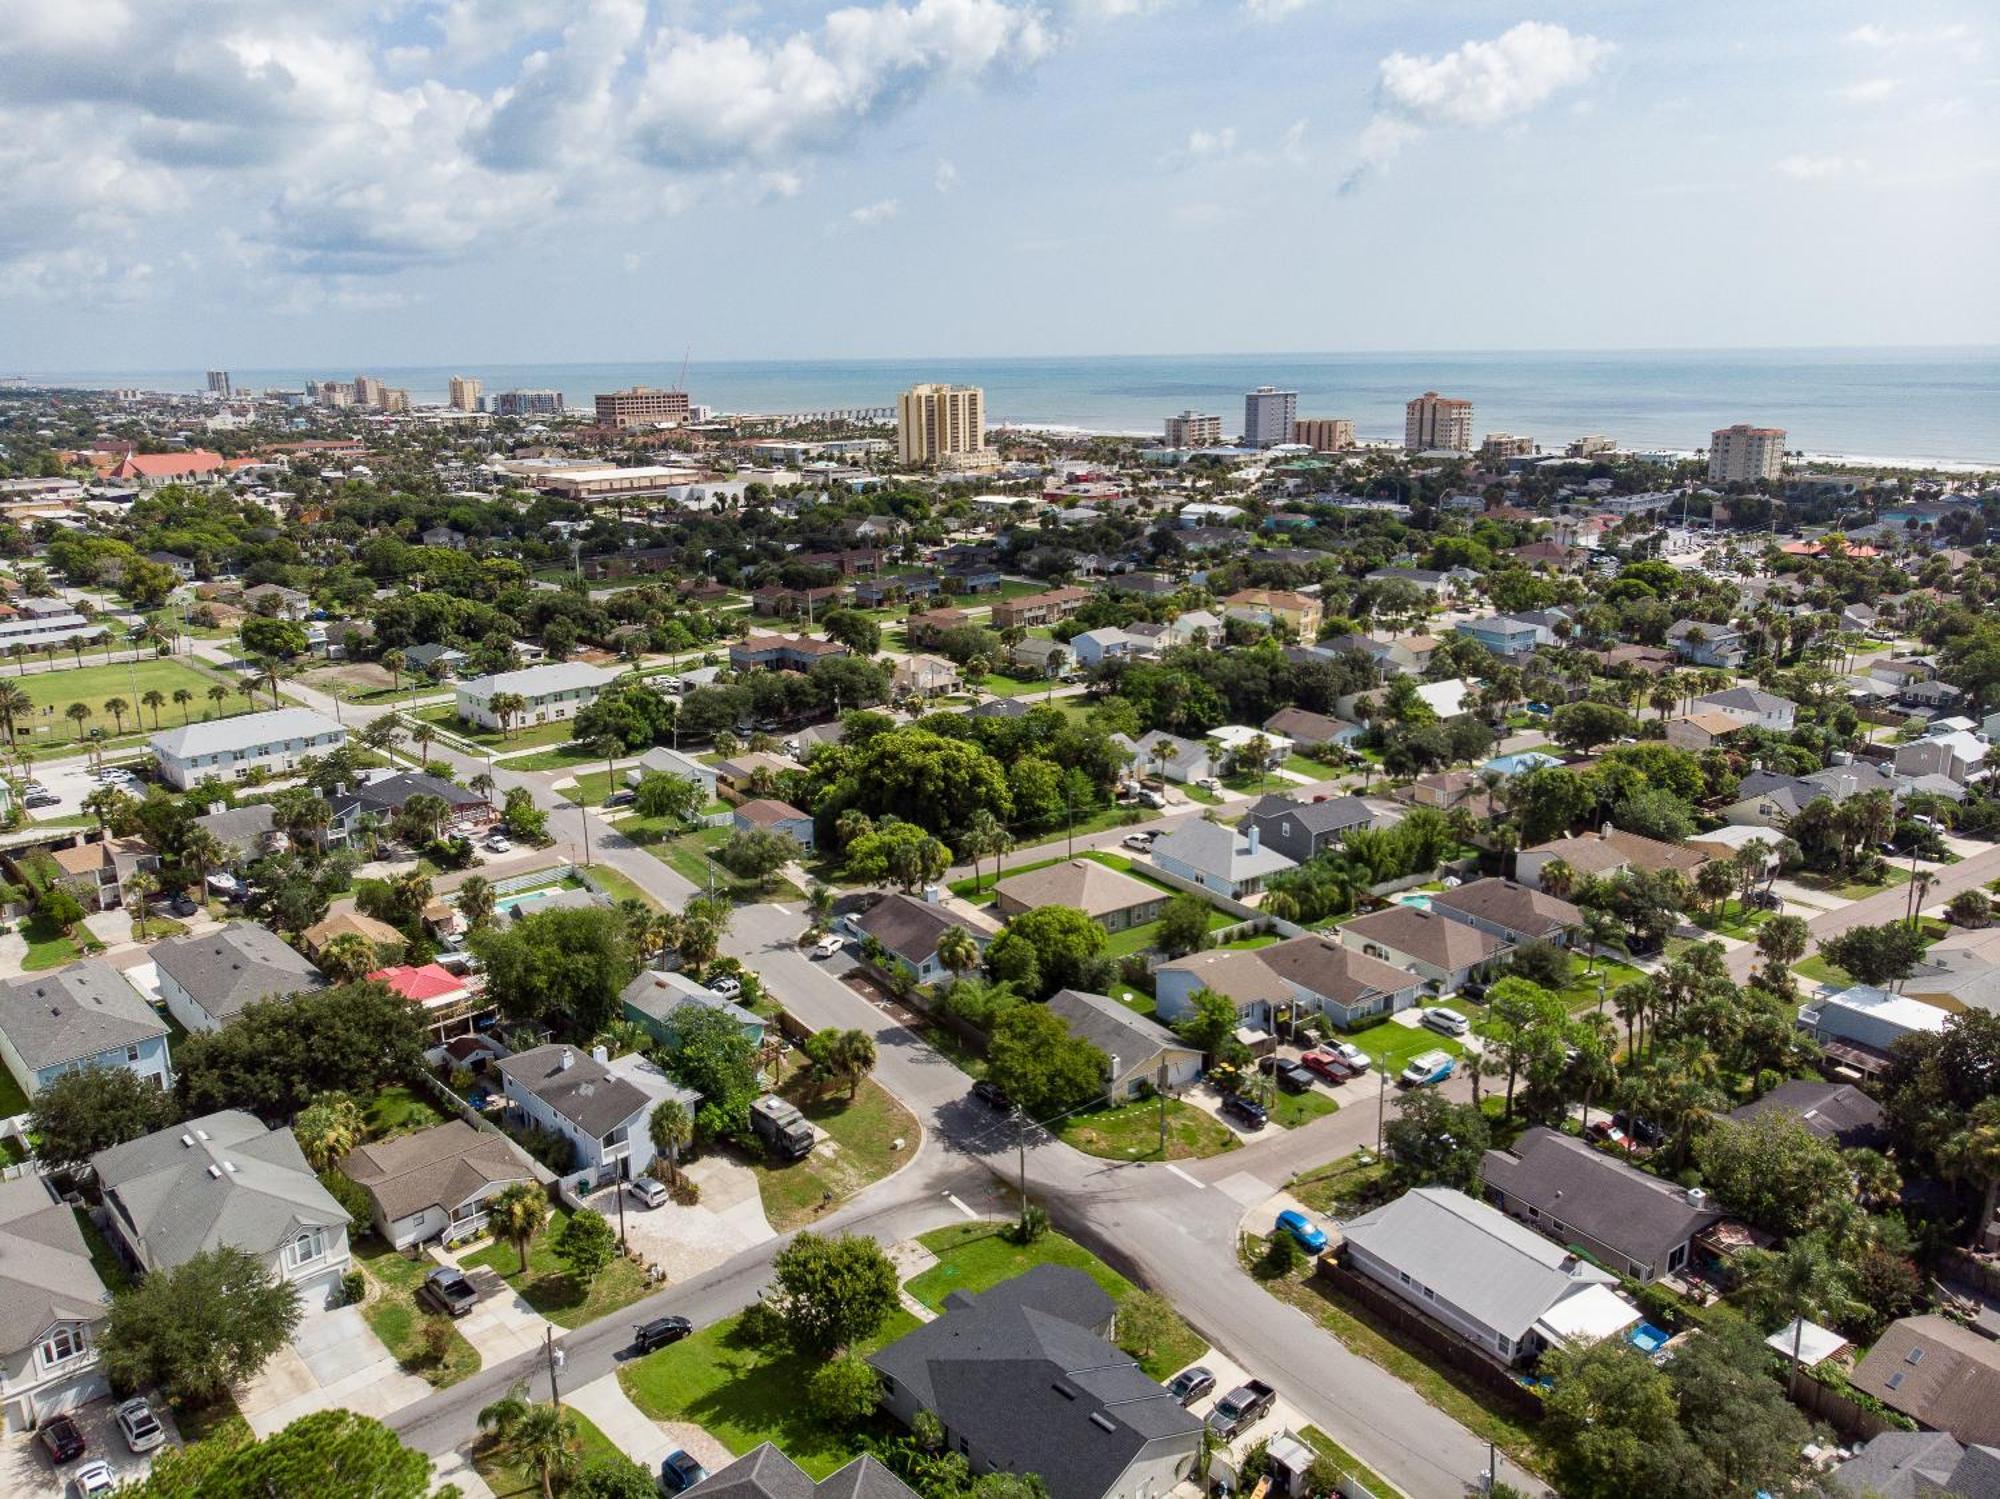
[454,662,621,731]
[355,375,388,408]
[1708,424,1786,483]
[1164,410,1223,448]
[492,388,564,417]
[204,370,232,396]
[1292,418,1355,452]
[150,707,347,790]
[534,463,703,504]
[1242,386,1297,448]
[447,375,483,412]
[594,386,691,428]
[1480,433,1535,461]
[1404,391,1474,452]
[898,383,987,466]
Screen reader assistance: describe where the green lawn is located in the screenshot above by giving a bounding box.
[1300,1425,1398,1499]
[1057,1096,1240,1161]
[1282,754,1348,781]
[18,915,81,971]
[8,657,232,742]
[0,1062,29,1119]
[1104,908,1236,959]
[414,703,582,751]
[501,744,608,774]
[461,1206,652,1329]
[1181,784,1224,806]
[74,1209,132,1291]
[475,1409,631,1498]
[1341,1017,1464,1078]
[1691,902,1775,941]
[1265,1086,1341,1129]
[1214,932,1279,951]
[620,1310,919,1479]
[1223,771,1293,796]
[1795,867,1911,900]
[1555,958,1647,1012]
[364,1084,445,1140]
[585,863,663,911]
[750,1070,920,1232]
[910,1223,1206,1380]
[1795,953,1853,988]
[976,672,1059,699]
[354,1239,479,1388]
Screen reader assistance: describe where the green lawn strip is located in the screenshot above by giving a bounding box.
[975,673,1058,699]
[1265,1087,1340,1129]
[585,863,663,911]
[1282,755,1347,781]
[1214,932,1278,951]
[1690,902,1775,941]
[1056,1096,1240,1162]
[474,1410,629,1497]
[0,1061,30,1118]
[73,1208,132,1292]
[1299,1424,1402,1499]
[750,1071,920,1232]
[365,1084,446,1140]
[1103,907,1236,960]
[413,704,579,750]
[1181,785,1224,806]
[19,916,81,971]
[1287,1155,1391,1218]
[500,744,604,774]
[1223,772,1293,796]
[1247,1244,1542,1474]
[1794,867,1910,900]
[460,1206,652,1330]
[1340,1021,1463,1078]
[1795,954,1853,988]
[1555,959,1647,1011]
[911,1224,1205,1380]
[353,1239,479,1388]
[620,1311,919,1478]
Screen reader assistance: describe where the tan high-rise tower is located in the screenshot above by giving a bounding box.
[1404,391,1474,451]
[1707,424,1786,483]
[898,384,987,466]
[448,376,483,413]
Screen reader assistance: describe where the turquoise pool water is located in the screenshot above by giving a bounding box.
[1627,1322,1670,1354]
[495,886,566,918]
[1393,893,1434,912]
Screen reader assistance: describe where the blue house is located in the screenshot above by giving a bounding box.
[0,960,172,1101]
[620,969,767,1050]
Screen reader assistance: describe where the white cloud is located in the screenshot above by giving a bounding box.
[1343,22,1612,192]
[1160,126,1238,169]
[848,197,902,225]
[1160,120,1307,172]
[1846,23,1977,50]
[1243,0,1317,20]
[935,158,959,191]
[1838,76,1901,101]
[1776,154,1866,180]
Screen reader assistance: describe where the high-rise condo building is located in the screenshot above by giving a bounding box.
[355,375,388,408]
[1568,434,1616,458]
[1165,411,1223,448]
[1480,433,1535,461]
[898,384,987,466]
[1404,391,1474,452]
[595,386,691,429]
[1292,419,1356,453]
[205,370,232,397]
[1708,424,1787,483]
[1242,386,1297,448]
[448,376,483,413]
[494,389,565,417]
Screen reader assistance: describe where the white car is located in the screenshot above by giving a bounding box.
[626,1177,671,1209]
[1423,1007,1471,1037]
[813,934,845,958]
[484,835,513,853]
[709,976,742,998]
[73,1462,117,1498]
[117,1396,166,1453]
[1121,832,1155,851]
[1330,1041,1372,1073]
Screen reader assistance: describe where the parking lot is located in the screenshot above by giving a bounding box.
[0,1396,182,1499]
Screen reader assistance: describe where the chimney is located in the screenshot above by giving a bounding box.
[1685,1186,1708,1209]
[1246,824,1261,854]
[591,1044,609,1064]
[1599,821,1613,838]
[559,1048,574,1071]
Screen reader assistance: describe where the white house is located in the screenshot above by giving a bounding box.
[494,1043,662,1182]
[340,1121,538,1250]
[625,746,719,800]
[152,923,326,1034]
[454,662,622,731]
[1149,820,1295,899]
[0,1176,113,1429]
[1691,686,1798,732]
[150,707,347,790]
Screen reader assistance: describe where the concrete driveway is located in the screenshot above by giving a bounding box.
[235,1302,431,1438]
[0,1395,182,1499]
[587,1155,777,1285]
[447,1263,551,1364]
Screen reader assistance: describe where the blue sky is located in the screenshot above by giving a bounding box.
[2,0,1994,368]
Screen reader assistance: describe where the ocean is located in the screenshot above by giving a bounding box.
[21,347,2000,469]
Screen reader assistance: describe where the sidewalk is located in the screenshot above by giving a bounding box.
[566,1372,733,1477]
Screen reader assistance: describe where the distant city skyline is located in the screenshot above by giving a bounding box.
[1,1,1994,368]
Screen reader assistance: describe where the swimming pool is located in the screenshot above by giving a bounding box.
[1627,1322,1670,1354]
[1392,892,1434,912]
[494,886,567,919]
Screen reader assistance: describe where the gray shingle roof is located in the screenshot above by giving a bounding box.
[495,1043,652,1137]
[688,1446,919,1499]
[855,893,974,967]
[0,959,164,1072]
[1046,990,1187,1086]
[1727,1080,1888,1151]
[1242,793,1373,836]
[1428,878,1582,941]
[458,662,620,699]
[152,922,325,1024]
[0,1176,108,1355]
[1480,1127,1724,1267]
[93,1109,347,1270]
[194,802,276,859]
[1827,1431,1966,1499]
[868,1265,1199,1499]
[1151,819,1294,882]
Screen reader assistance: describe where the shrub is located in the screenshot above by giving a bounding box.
[808,1355,884,1427]
[421,1316,456,1366]
[509,1123,576,1174]
[670,1177,701,1206]
[1257,1233,1300,1279]
[340,1270,366,1307]
[1010,1204,1049,1244]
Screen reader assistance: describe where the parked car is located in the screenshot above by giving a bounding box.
[1275,1209,1328,1254]
[1272,1062,1315,1094]
[1194,776,1222,792]
[1586,1119,1631,1150]
[39,1414,85,1464]
[1206,1379,1277,1439]
[419,1266,479,1318]
[1397,1050,1456,1088]
[1298,1049,1354,1085]
[73,1462,117,1497]
[627,1177,671,1209]
[1221,1093,1268,1130]
[1121,832,1156,851]
[1423,1007,1470,1037]
[24,790,60,808]
[484,834,513,853]
[1138,789,1167,809]
[634,1316,693,1353]
[659,1451,709,1494]
[116,1397,166,1453]
[1613,1112,1666,1148]
[972,1079,1010,1110]
[166,892,198,917]
[1328,1041,1372,1073]
[709,976,742,998]
[812,934,845,958]
[605,790,636,807]
[1167,1366,1216,1407]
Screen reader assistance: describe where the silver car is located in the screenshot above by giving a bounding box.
[117,1397,166,1453]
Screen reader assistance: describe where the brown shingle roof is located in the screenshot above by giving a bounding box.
[340,1120,534,1225]
[1340,904,1507,969]
[1429,877,1583,939]
[1849,1316,2000,1445]
[992,859,1162,919]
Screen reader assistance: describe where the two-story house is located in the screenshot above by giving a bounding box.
[1666,619,1746,668]
[152,923,326,1034]
[46,836,158,913]
[454,662,622,732]
[1238,794,1374,865]
[0,1176,113,1429]
[0,961,171,1101]
[151,707,348,790]
[493,1043,663,1183]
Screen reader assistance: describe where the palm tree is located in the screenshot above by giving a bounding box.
[103,695,130,734]
[382,649,405,695]
[1946,1098,2000,1250]
[317,931,380,984]
[1537,858,1575,902]
[1612,978,1653,1063]
[293,1093,365,1171]
[487,1183,550,1276]
[206,683,229,717]
[390,867,435,924]
[235,677,260,711]
[410,721,437,766]
[1695,859,1735,924]
[805,881,836,935]
[64,702,91,741]
[353,811,387,860]
[457,874,496,932]
[961,808,1004,892]
[1577,907,1625,976]
[141,689,166,728]
[0,683,28,748]
[937,925,980,982]
[477,1390,580,1499]
[470,771,496,809]
[649,1099,693,1185]
[182,827,227,898]
[124,871,155,939]
[1736,1234,1866,1399]
[590,734,621,806]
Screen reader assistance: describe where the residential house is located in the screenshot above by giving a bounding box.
[868,1265,1203,1499]
[1238,794,1374,865]
[1156,934,1423,1029]
[1128,729,1213,785]
[1339,1187,1638,1367]
[1009,637,1074,679]
[339,1121,538,1250]
[152,922,327,1034]
[242,583,310,619]
[1827,1432,2000,1499]
[1395,770,1493,816]
[401,642,469,679]
[419,525,466,550]
[712,751,799,791]
[494,1043,664,1182]
[145,550,196,581]
[1847,1316,2000,1447]
[327,770,490,845]
[1364,565,1475,598]
[893,654,962,699]
[1663,712,1747,752]
[302,910,406,965]
[1515,829,1708,893]
[991,859,1167,933]
[992,587,1090,631]
[906,608,972,647]
[1149,820,1296,900]
[369,961,493,1043]
[1691,686,1797,732]
[1428,878,1583,947]
[48,835,157,912]
[685,1446,920,1499]
[0,1176,113,1429]
[729,634,851,673]
[1162,610,1224,648]
[1666,619,1746,668]
[733,798,815,851]
[1455,614,1550,660]
[454,662,621,732]
[1208,724,1291,771]
[1339,905,1507,993]
[1071,627,1150,668]
[93,1110,352,1303]
[850,894,984,985]
[1800,985,1949,1076]
[1222,589,1323,638]
[1261,707,1360,751]
[625,746,719,800]
[1482,1126,1726,1283]
[1046,989,1202,1100]
[194,802,281,864]
[1725,1080,1888,1151]
[621,969,766,1051]
[0,960,171,1099]
[1895,727,1987,785]
[749,583,846,619]
[151,707,348,790]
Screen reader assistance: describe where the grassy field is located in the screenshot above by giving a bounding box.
[1795,953,1853,988]
[909,1223,1206,1380]
[751,1069,920,1231]
[1342,1018,1464,1078]
[364,1084,445,1140]
[1104,907,1236,959]
[1554,958,1647,1011]
[461,1206,653,1329]
[1794,866,1911,900]
[1057,1096,1240,1161]
[11,657,229,727]
[413,703,579,751]
[474,1409,631,1498]
[975,673,1059,699]
[19,915,82,971]
[1265,1085,1341,1129]
[620,1310,920,1478]
[499,743,607,774]
[585,863,663,911]
[1282,754,1348,781]
[353,1239,480,1388]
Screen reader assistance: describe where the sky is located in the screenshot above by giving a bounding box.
[2,0,1996,370]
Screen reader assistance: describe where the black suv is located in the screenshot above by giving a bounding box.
[1221,1093,1268,1129]
[419,1267,479,1318]
[634,1315,693,1353]
[971,1079,1010,1110]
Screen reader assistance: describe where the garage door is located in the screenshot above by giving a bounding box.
[31,1369,109,1425]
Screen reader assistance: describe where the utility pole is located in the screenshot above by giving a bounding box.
[615,1163,628,1249]
[1157,1058,1168,1156]
[1014,1108,1029,1230]
[544,1325,563,1410]
[1375,1071,1386,1156]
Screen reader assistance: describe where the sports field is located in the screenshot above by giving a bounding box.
[7,659,240,741]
